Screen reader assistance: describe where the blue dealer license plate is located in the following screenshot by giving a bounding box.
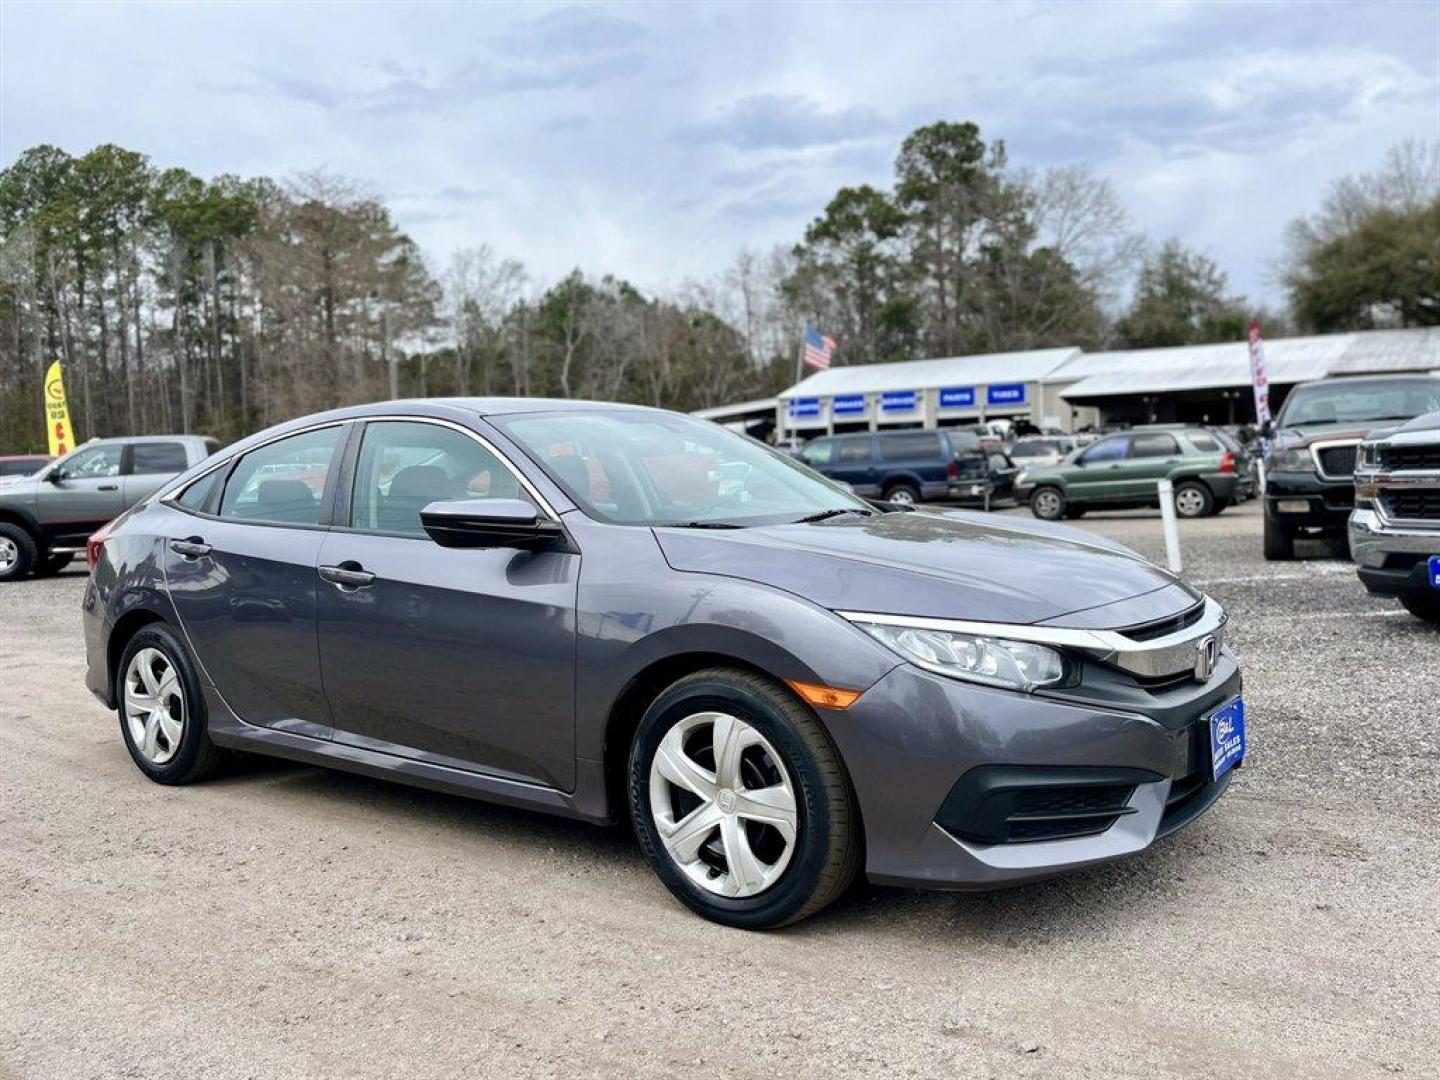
[1208,698,1246,781]
[1428,556,1440,590]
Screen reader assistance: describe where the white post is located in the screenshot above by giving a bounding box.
[1156,479,1183,574]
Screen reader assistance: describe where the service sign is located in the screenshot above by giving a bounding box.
[939,386,976,409]
[832,394,867,417]
[788,397,822,420]
[881,390,917,413]
[986,383,1027,407]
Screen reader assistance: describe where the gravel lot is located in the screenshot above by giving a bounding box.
[2,499,1437,1079]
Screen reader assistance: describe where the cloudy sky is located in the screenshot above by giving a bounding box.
[4,1,1437,307]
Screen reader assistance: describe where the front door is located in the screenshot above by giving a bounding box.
[37,442,126,545]
[1067,435,1131,504]
[315,419,579,791]
[162,424,347,738]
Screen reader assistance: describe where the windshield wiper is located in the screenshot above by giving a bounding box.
[791,507,873,524]
[661,520,747,529]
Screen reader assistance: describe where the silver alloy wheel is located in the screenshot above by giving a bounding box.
[0,536,17,573]
[1033,488,1062,518]
[124,648,186,765]
[649,711,799,898]
[887,488,917,506]
[1174,486,1207,518]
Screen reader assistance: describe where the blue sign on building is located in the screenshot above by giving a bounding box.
[788,397,822,419]
[881,390,917,413]
[986,383,1027,407]
[832,394,867,417]
[939,386,976,409]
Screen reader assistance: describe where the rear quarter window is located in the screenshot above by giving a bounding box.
[1187,434,1221,453]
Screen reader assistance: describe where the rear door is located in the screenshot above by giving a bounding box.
[161,423,347,738]
[829,437,879,495]
[122,440,191,508]
[314,418,579,790]
[36,442,126,546]
[1120,432,1182,499]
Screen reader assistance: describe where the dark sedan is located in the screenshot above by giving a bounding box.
[84,399,1244,928]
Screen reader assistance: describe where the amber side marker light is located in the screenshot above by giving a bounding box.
[786,680,861,710]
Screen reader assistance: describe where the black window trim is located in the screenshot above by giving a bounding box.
[326,415,568,543]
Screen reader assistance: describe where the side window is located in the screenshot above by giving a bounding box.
[1129,433,1179,459]
[836,439,873,464]
[219,426,343,526]
[350,421,532,537]
[988,453,1011,471]
[1081,437,1129,464]
[130,442,189,474]
[1188,434,1221,453]
[176,469,222,513]
[800,439,833,467]
[58,443,123,479]
[880,433,940,461]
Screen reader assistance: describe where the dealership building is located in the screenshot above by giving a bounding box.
[758,327,1439,438]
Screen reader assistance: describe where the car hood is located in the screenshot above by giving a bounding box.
[1273,421,1388,450]
[654,509,1199,628]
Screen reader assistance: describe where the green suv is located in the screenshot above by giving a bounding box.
[1017,428,1241,521]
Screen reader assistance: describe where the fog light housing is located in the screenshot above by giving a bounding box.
[1276,499,1311,513]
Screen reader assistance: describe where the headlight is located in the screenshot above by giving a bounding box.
[1267,446,1315,473]
[850,620,1068,691]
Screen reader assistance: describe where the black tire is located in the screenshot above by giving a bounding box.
[882,481,920,507]
[628,667,862,929]
[1400,593,1440,624]
[0,522,38,582]
[1263,512,1295,561]
[1172,481,1213,519]
[34,552,74,576]
[1030,485,1066,521]
[116,623,227,785]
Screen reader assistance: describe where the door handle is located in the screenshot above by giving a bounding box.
[98,484,119,491]
[169,537,212,558]
[318,563,377,590]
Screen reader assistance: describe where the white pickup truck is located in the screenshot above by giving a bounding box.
[1349,411,1440,623]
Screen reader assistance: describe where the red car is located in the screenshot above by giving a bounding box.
[0,454,53,479]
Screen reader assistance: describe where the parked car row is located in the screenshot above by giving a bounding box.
[0,435,217,581]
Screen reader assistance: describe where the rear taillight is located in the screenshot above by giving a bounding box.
[947,460,959,480]
[86,519,115,572]
[1219,451,1236,474]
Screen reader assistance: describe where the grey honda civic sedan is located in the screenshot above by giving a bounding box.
[83,398,1245,928]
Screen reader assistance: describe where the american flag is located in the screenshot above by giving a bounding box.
[802,323,836,370]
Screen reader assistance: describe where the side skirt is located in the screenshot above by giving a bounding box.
[203,687,614,826]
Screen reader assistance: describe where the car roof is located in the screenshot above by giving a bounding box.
[1289,373,1439,391]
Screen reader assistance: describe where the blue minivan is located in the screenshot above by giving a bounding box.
[799,429,1016,506]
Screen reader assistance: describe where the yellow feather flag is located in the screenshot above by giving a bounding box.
[43,360,76,457]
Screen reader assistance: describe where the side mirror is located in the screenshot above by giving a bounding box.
[44,468,64,483]
[419,498,564,550]
[1259,420,1274,440]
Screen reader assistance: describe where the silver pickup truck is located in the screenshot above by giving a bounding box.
[1349,411,1440,623]
[0,435,217,581]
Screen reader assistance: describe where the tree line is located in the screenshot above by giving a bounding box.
[0,125,1435,451]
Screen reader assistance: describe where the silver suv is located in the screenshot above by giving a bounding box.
[0,435,217,581]
[1350,411,1440,623]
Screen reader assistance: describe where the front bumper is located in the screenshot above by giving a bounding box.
[1265,471,1354,532]
[825,654,1242,889]
[1348,507,1440,599]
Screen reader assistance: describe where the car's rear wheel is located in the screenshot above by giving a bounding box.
[1173,481,1213,519]
[629,668,861,929]
[1263,512,1295,561]
[0,523,37,582]
[882,482,919,506]
[1400,593,1440,624]
[1030,486,1066,520]
[117,624,227,784]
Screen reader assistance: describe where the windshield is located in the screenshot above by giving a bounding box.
[495,409,872,526]
[1277,379,1440,426]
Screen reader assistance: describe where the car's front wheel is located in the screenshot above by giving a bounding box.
[1263,512,1294,561]
[629,668,861,929]
[117,624,227,784]
[1030,485,1066,520]
[0,523,37,581]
